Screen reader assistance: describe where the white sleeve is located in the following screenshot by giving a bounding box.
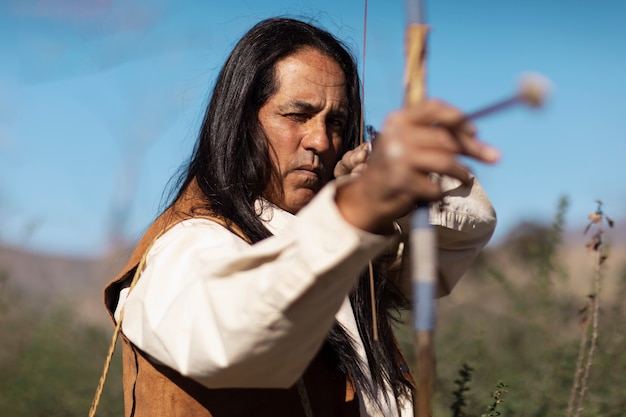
[431,176,496,296]
[394,176,497,298]
[120,183,390,389]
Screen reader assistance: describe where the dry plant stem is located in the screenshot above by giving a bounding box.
[573,250,603,417]
[565,297,592,417]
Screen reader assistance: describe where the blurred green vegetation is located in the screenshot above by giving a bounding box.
[1,195,624,416]
[396,196,626,416]
[0,281,123,416]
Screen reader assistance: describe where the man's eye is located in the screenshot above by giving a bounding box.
[329,118,346,128]
[285,113,308,121]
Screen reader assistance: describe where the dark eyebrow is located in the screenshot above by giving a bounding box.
[279,100,347,119]
[279,101,320,113]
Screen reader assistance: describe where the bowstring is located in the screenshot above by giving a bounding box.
[360,0,380,343]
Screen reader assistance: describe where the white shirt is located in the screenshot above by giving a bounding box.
[115,179,496,417]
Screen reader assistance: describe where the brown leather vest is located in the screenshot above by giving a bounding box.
[103,183,361,417]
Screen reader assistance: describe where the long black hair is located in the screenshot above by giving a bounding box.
[169,17,362,242]
[167,17,412,408]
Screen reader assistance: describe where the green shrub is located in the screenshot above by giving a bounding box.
[0,284,123,417]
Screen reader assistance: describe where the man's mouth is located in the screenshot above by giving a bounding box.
[291,165,325,187]
[294,164,321,178]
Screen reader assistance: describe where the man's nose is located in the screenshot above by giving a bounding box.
[302,118,331,154]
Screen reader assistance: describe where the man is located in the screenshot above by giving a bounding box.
[104,17,498,417]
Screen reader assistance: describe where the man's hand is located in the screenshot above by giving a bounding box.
[335,100,500,235]
[334,142,371,178]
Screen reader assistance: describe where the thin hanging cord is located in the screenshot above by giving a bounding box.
[88,251,150,417]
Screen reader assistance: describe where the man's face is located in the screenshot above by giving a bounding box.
[258,48,348,214]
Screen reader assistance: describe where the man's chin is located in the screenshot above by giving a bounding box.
[282,189,318,214]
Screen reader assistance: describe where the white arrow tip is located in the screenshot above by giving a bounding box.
[518,72,552,108]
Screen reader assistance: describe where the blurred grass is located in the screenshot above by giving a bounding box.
[396,196,626,416]
[1,196,625,416]
[0,283,123,417]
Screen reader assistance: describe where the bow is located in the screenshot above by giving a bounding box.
[402,2,435,417]
[399,7,550,416]
[360,1,434,414]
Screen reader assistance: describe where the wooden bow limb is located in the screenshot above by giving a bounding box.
[403,2,435,417]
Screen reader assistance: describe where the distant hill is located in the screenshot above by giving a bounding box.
[0,244,133,327]
[1,219,624,328]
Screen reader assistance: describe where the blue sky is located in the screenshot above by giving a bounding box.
[1,0,625,256]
